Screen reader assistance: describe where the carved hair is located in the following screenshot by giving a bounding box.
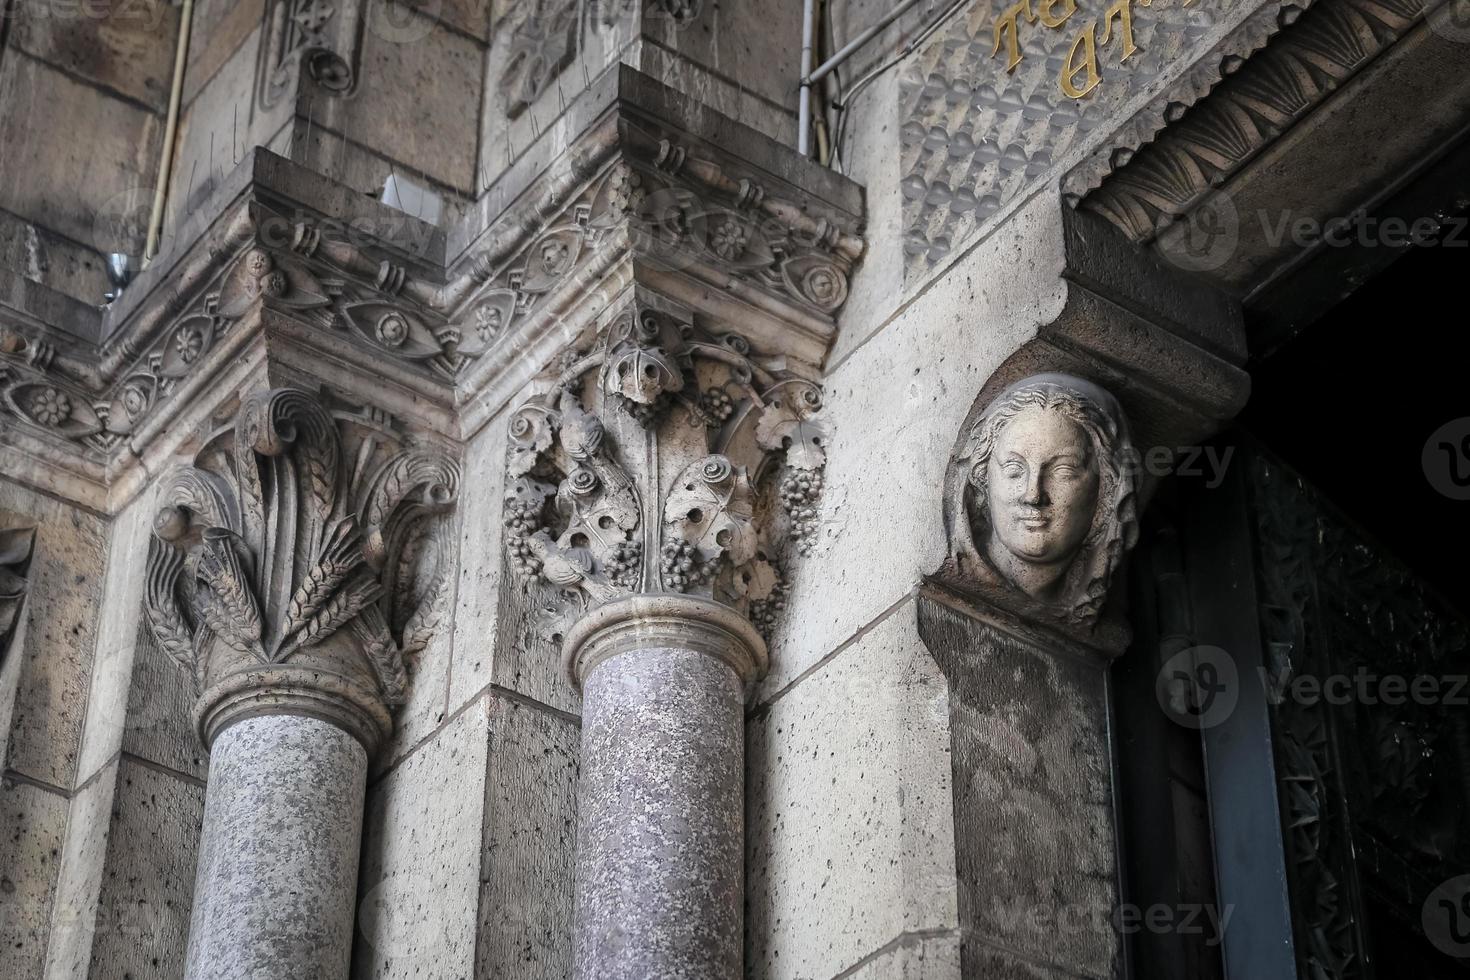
[947,373,1138,626]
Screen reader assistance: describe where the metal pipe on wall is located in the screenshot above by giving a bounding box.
[797,0,927,157]
[144,0,195,263]
[798,0,816,155]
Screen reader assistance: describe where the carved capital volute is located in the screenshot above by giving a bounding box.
[143,387,460,754]
[504,290,826,685]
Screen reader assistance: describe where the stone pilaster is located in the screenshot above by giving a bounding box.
[479,68,862,978]
[141,385,459,980]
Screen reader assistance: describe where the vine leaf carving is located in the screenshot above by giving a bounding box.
[755,381,828,471]
[665,456,757,567]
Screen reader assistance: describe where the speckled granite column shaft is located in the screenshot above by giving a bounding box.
[183,713,368,980]
[564,595,767,980]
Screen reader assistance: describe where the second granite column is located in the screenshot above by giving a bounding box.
[564,595,766,980]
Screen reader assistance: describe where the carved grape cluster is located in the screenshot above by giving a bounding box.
[606,538,643,590]
[749,576,789,640]
[660,539,716,592]
[700,387,734,425]
[504,494,546,579]
[779,466,824,556]
[611,391,668,428]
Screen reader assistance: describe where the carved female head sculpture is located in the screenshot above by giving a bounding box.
[943,373,1138,627]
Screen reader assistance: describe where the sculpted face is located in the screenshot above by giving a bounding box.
[984,406,1100,573]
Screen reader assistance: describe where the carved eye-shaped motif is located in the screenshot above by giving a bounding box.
[455,290,517,357]
[340,303,442,360]
[5,382,103,438]
[781,255,848,313]
[107,374,157,434]
[520,229,583,293]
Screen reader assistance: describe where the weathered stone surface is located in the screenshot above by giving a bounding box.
[74,490,156,786]
[476,692,579,980]
[182,0,267,106]
[576,645,744,980]
[746,603,957,980]
[640,0,802,119]
[119,624,208,781]
[82,759,203,980]
[918,597,1118,979]
[9,0,180,111]
[0,482,109,789]
[41,763,114,980]
[184,714,366,980]
[760,193,1067,700]
[0,56,163,252]
[354,698,489,979]
[169,27,281,234]
[0,778,65,977]
[0,209,110,303]
[841,931,962,980]
[310,17,483,193]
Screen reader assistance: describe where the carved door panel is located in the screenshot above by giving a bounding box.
[1121,439,1470,980]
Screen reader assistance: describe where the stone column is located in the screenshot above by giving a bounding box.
[141,387,458,980]
[184,713,369,978]
[565,595,765,980]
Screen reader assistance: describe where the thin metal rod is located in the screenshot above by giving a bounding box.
[798,0,816,155]
[145,0,195,263]
[806,0,923,85]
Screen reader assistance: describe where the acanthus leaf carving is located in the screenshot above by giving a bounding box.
[142,387,460,745]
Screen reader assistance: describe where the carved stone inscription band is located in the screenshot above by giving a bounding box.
[142,387,459,980]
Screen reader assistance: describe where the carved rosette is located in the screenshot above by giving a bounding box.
[504,298,827,659]
[142,387,459,752]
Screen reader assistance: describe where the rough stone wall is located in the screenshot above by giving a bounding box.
[0,0,178,301]
[0,475,206,980]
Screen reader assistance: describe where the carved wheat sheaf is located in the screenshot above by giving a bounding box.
[142,388,459,709]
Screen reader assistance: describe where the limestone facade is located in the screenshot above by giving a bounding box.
[0,1,1465,978]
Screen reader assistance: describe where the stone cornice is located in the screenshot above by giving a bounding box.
[0,67,864,515]
[1073,0,1446,241]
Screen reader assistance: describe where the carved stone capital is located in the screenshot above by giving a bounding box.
[562,593,767,692]
[504,287,825,674]
[142,387,459,753]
